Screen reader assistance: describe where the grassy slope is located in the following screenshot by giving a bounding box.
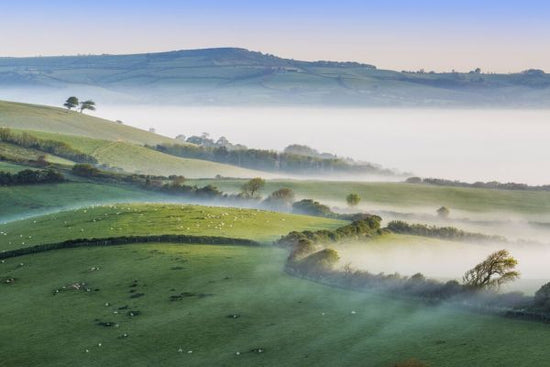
[0,183,162,222]
[1,243,548,367]
[20,130,265,177]
[0,141,74,165]
[0,100,268,177]
[0,203,345,250]
[190,179,550,214]
[0,161,35,173]
[0,100,176,145]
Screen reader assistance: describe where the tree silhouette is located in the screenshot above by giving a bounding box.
[463,249,519,290]
[63,96,79,111]
[79,100,96,113]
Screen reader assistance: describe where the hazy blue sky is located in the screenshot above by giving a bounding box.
[1,0,549,72]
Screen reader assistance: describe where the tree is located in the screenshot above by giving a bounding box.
[241,177,265,198]
[267,188,295,204]
[63,96,79,111]
[462,249,519,290]
[346,193,361,207]
[79,100,96,113]
[299,248,340,274]
[437,206,450,218]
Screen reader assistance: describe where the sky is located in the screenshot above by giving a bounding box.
[0,0,549,72]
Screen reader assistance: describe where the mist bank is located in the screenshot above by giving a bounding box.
[335,237,550,294]
[96,105,550,185]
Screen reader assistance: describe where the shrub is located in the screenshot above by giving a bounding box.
[292,199,333,217]
[534,282,550,311]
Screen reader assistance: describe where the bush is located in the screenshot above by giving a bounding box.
[0,169,64,186]
[292,199,333,217]
[72,164,102,177]
[534,282,550,310]
[295,248,340,275]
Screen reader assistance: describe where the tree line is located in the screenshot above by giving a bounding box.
[0,168,64,186]
[406,176,550,192]
[153,143,392,175]
[0,128,97,164]
[387,220,507,243]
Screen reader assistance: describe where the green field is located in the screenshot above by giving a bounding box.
[0,141,74,165]
[1,243,548,367]
[5,128,266,178]
[0,161,35,173]
[190,179,550,214]
[0,203,345,250]
[0,182,164,221]
[0,100,176,146]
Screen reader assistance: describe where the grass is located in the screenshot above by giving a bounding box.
[0,203,346,250]
[1,243,549,366]
[0,161,35,173]
[0,182,163,222]
[0,141,74,165]
[0,100,176,146]
[190,179,550,214]
[9,129,267,177]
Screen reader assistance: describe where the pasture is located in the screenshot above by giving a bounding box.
[0,203,345,250]
[1,243,548,367]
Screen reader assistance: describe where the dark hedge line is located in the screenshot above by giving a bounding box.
[0,235,260,259]
[406,176,550,192]
[387,220,507,242]
[153,143,392,175]
[276,216,383,249]
[0,168,65,186]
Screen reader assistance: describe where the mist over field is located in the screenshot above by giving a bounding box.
[335,237,550,294]
[92,105,549,184]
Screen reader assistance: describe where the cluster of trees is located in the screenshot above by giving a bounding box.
[406,176,550,192]
[387,220,507,242]
[63,97,96,113]
[277,216,383,260]
[153,141,390,175]
[291,199,333,217]
[0,169,64,186]
[0,128,97,164]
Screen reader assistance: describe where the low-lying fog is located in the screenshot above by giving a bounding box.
[97,105,550,185]
[336,238,550,294]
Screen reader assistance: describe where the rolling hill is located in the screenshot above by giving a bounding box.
[0,100,176,145]
[0,100,270,177]
[1,48,549,106]
[0,203,345,250]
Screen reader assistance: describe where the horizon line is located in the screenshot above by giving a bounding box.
[0,46,545,75]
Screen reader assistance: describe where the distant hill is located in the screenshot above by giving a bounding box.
[1,48,549,106]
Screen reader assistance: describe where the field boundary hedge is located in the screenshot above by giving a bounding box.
[0,234,260,259]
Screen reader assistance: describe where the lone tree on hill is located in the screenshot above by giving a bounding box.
[346,193,361,207]
[63,96,79,111]
[241,177,265,198]
[79,100,96,113]
[462,249,519,290]
[437,206,450,218]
